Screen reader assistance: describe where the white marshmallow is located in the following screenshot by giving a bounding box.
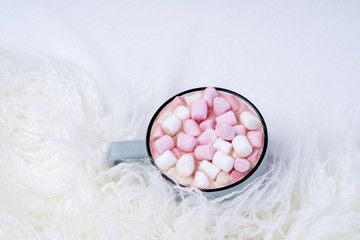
[155,150,178,172]
[162,114,182,136]
[176,154,195,177]
[178,176,193,187]
[166,167,180,182]
[239,111,262,130]
[173,105,190,121]
[212,151,234,173]
[215,171,230,186]
[194,171,210,189]
[232,135,253,158]
[213,138,232,155]
[199,160,221,180]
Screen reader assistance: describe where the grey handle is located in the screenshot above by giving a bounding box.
[107,140,148,167]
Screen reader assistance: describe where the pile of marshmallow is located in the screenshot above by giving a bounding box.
[150,87,264,189]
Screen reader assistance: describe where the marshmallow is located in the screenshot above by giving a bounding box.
[234,158,251,172]
[166,96,187,111]
[215,123,236,141]
[199,119,215,131]
[176,154,195,177]
[199,160,221,180]
[171,147,182,158]
[178,176,193,187]
[215,171,230,186]
[237,103,249,113]
[213,138,232,154]
[232,135,253,158]
[223,95,240,112]
[151,124,164,141]
[155,150,177,172]
[230,170,246,183]
[154,135,175,154]
[194,171,210,189]
[215,111,237,126]
[212,151,234,173]
[177,133,198,152]
[173,105,190,121]
[247,149,260,165]
[247,131,263,148]
[233,124,246,136]
[213,97,230,116]
[194,145,215,160]
[191,99,208,122]
[240,111,262,130]
[202,87,219,108]
[185,92,202,105]
[183,119,202,137]
[162,114,182,136]
[166,167,180,182]
[197,129,217,145]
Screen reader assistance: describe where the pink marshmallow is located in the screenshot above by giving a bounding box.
[199,119,215,131]
[237,103,249,114]
[247,131,263,148]
[166,96,187,111]
[154,135,175,154]
[215,111,237,126]
[234,158,251,172]
[194,145,215,160]
[191,99,208,122]
[197,129,217,145]
[223,95,240,112]
[213,97,230,116]
[247,149,260,165]
[152,151,159,159]
[183,119,202,137]
[215,123,236,141]
[177,133,198,152]
[230,170,246,183]
[151,124,164,141]
[171,147,182,158]
[233,124,246,135]
[202,87,219,108]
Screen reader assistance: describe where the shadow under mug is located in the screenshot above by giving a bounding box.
[107,87,268,199]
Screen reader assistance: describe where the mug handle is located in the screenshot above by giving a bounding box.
[107,140,148,167]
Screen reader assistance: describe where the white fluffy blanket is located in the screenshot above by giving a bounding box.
[1,47,359,240]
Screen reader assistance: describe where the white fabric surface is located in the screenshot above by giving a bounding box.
[1,1,360,239]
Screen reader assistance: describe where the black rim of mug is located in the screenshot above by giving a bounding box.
[145,87,268,193]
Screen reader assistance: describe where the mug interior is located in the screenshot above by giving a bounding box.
[145,87,268,193]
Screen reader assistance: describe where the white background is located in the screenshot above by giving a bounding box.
[1,0,360,145]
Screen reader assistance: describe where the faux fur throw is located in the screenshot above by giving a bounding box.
[0,47,359,239]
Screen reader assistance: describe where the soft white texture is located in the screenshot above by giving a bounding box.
[213,151,235,173]
[154,150,177,172]
[240,111,262,131]
[213,137,233,154]
[215,171,230,186]
[176,154,195,178]
[194,171,210,189]
[0,48,360,240]
[161,115,182,136]
[199,160,221,180]
[232,135,253,158]
[173,105,190,121]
